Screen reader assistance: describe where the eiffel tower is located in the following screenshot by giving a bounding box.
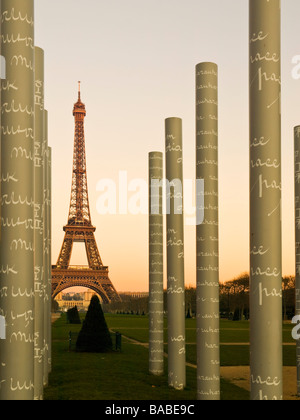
[52,83,121,303]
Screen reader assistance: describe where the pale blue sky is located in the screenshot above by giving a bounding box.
[35,0,300,291]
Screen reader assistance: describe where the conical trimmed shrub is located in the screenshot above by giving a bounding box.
[76,295,113,353]
[67,306,81,324]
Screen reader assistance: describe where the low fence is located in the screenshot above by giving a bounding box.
[69,331,122,352]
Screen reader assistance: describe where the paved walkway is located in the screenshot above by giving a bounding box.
[220,366,300,401]
[51,313,61,323]
[117,333,296,347]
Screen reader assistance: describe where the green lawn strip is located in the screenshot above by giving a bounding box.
[185,344,250,367]
[109,315,296,367]
[107,318,249,344]
[108,315,296,345]
[186,344,296,367]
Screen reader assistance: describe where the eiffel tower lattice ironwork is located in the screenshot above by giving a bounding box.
[52,83,121,303]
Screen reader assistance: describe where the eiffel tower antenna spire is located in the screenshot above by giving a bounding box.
[68,83,89,225]
[52,85,121,303]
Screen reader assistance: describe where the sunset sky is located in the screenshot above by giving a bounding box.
[35,0,300,292]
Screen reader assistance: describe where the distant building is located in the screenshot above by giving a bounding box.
[55,289,101,312]
[119,292,149,299]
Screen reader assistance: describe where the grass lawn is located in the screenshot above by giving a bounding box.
[44,313,296,400]
[107,315,296,367]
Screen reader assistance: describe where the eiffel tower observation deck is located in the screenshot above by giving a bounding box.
[52,83,121,303]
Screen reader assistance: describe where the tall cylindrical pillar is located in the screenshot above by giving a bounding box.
[294,126,300,396]
[0,0,2,243]
[47,145,52,377]
[43,111,50,386]
[34,46,45,401]
[0,0,35,400]
[165,117,186,390]
[196,62,220,400]
[148,152,164,376]
[249,0,282,400]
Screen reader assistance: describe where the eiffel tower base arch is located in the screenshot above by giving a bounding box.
[52,266,121,304]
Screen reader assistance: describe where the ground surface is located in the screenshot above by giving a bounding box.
[220,366,299,400]
[46,313,299,400]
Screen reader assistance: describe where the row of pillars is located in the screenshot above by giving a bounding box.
[148,0,297,400]
[0,0,52,400]
[148,63,219,398]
